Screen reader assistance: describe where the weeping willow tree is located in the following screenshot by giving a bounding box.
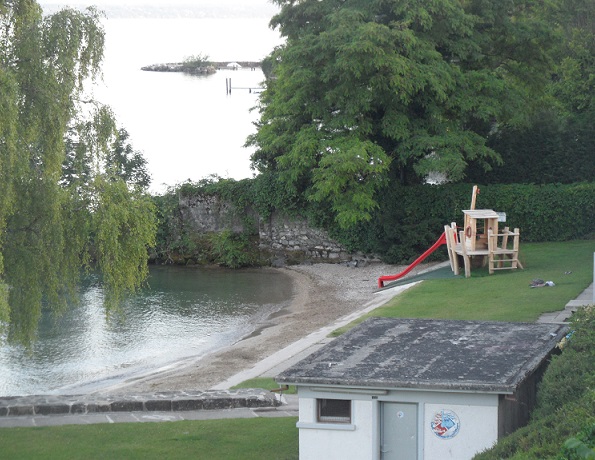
[0,1,156,345]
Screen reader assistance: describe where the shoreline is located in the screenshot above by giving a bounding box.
[97,261,429,395]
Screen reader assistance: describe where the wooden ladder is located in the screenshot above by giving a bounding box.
[488,227,523,274]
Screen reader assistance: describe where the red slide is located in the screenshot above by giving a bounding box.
[377,233,447,288]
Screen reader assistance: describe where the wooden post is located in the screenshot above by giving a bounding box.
[470,185,479,210]
[444,225,455,273]
[512,228,521,269]
[460,230,471,278]
[444,224,459,276]
[499,226,510,268]
[488,228,495,274]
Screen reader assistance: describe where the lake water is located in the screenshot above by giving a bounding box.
[94,16,284,193]
[0,13,290,398]
[0,266,293,396]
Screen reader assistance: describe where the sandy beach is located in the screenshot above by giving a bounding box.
[100,261,430,394]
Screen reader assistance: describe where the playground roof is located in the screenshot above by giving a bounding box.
[277,318,568,394]
[463,209,500,219]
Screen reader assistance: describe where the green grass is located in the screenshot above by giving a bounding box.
[332,240,594,336]
[0,417,299,460]
[231,377,297,394]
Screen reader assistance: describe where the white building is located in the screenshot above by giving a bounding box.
[276,317,567,460]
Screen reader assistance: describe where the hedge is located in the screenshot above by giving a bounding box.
[330,182,595,264]
[473,306,595,460]
[154,180,594,265]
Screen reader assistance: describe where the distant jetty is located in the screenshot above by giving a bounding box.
[141,61,261,75]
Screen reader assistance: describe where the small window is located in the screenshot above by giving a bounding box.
[317,398,351,424]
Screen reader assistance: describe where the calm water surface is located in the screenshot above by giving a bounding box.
[0,266,293,396]
[95,17,284,193]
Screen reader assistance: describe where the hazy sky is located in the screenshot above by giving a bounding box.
[38,1,279,18]
[35,0,281,189]
[39,0,274,6]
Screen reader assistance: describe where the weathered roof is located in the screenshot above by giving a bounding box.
[277,318,568,393]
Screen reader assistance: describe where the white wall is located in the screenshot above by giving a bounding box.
[424,402,498,460]
[295,388,500,460]
[297,398,376,460]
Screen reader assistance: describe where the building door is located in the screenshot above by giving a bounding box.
[380,402,418,460]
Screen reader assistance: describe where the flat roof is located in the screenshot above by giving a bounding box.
[277,318,568,393]
[463,209,500,219]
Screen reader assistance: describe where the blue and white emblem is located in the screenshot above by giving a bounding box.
[431,409,460,439]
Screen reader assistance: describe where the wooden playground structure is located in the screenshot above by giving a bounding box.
[377,185,523,287]
[444,186,523,278]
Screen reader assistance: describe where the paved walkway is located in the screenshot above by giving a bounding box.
[0,276,592,429]
[0,389,298,428]
[537,282,593,323]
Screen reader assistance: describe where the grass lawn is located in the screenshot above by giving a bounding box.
[231,377,297,394]
[0,240,592,459]
[0,417,299,460]
[332,240,594,335]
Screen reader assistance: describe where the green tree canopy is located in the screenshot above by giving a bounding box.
[547,0,594,115]
[0,1,156,345]
[248,0,558,227]
[464,0,594,185]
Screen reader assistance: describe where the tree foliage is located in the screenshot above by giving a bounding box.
[465,0,595,185]
[474,306,595,459]
[0,1,156,345]
[182,52,211,70]
[546,0,594,115]
[248,0,559,227]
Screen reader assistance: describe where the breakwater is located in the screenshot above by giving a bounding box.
[141,61,261,74]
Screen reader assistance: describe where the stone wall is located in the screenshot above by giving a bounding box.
[0,389,280,417]
[259,212,350,261]
[179,194,350,262]
[179,193,255,234]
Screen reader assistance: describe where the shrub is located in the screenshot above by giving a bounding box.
[560,425,595,460]
[474,306,595,459]
[181,53,210,70]
[208,230,260,268]
[533,307,595,420]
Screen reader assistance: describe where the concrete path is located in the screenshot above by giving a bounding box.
[0,389,298,428]
[0,278,591,429]
[0,396,299,428]
[537,283,593,323]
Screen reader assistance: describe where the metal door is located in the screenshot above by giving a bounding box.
[380,402,418,460]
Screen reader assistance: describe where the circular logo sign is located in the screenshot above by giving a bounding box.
[431,410,460,439]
